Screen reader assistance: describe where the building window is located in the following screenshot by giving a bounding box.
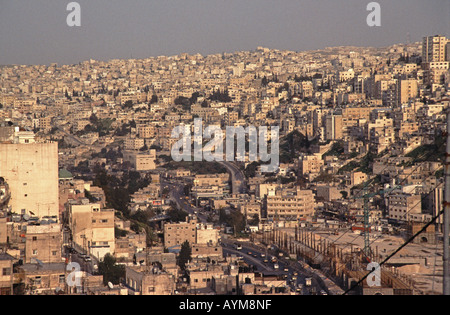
[34,276,41,285]
[2,268,11,276]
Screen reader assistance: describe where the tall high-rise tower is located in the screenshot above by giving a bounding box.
[422,35,448,63]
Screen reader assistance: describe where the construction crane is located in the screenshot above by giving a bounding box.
[356,185,401,259]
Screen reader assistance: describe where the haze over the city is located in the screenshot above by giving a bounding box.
[0,0,449,65]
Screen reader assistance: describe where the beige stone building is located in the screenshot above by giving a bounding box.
[163,217,197,249]
[193,173,229,187]
[397,79,418,106]
[239,200,262,221]
[0,253,15,295]
[350,171,368,187]
[25,223,62,264]
[123,149,156,171]
[0,133,59,219]
[17,262,66,295]
[68,200,115,260]
[299,154,324,177]
[196,223,219,245]
[388,193,422,222]
[422,35,448,63]
[264,188,316,221]
[125,265,176,295]
[325,114,343,140]
[124,136,145,151]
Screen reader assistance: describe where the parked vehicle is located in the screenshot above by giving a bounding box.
[305,277,312,287]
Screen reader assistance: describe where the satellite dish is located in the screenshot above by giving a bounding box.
[23,214,30,221]
[108,282,114,289]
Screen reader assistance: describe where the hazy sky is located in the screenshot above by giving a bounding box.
[0,0,449,65]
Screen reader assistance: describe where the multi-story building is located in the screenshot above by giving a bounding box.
[397,79,418,106]
[124,136,145,151]
[264,188,315,221]
[325,113,343,140]
[422,35,448,63]
[125,266,176,295]
[299,154,324,177]
[0,127,59,219]
[388,192,422,222]
[122,149,156,171]
[163,216,197,249]
[0,253,15,295]
[25,223,62,264]
[68,200,115,260]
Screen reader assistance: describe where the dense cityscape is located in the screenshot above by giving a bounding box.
[0,33,450,297]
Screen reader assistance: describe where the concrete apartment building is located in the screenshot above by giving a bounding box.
[25,223,62,264]
[387,192,422,223]
[125,265,176,295]
[422,35,448,63]
[0,127,59,219]
[68,200,115,260]
[264,188,316,221]
[193,173,229,187]
[122,149,156,171]
[422,35,450,86]
[0,253,15,295]
[325,113,343,140]
[163,217,197,249]
[124,136,145,151]
[397,79,418,106]
[239,200,262,221]
[16,262,66,295]
[299,154,324,178]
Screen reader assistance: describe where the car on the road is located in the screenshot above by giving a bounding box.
[305,278,312,286]
[84,256,91,262]
[273,264,279,269]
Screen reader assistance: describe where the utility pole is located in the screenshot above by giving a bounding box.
[444,111,450,295]
[363,187,371,259]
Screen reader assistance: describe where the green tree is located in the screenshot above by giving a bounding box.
[178,241,192,270]
[98,254,126,285]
